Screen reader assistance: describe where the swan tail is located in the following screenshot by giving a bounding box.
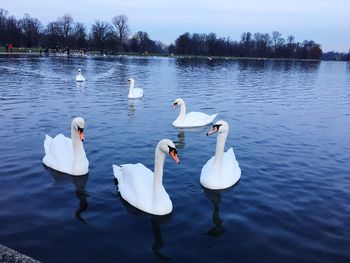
[227,147,242,176]
[209,113,218,123]
[112,164,123,182]
[43,134,52,155]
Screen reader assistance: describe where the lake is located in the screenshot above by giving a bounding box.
[0,55,349,262]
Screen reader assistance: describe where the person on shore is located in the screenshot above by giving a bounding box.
[8,43,13,53]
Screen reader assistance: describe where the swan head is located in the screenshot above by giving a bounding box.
[207,120,229,136]
[158,139,180,164]
[127,78,135,84]
[72,117,85,141]
[78,69,81,73]
[172,98,184,110]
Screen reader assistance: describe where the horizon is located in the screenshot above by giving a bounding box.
[1,0,349,53]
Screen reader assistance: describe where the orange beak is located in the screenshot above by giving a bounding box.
[170,151,180,164]
[79,131,85,142]
[207,126,218,136]
[172,104,178,110]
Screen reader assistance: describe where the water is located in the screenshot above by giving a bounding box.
[0,55,350,262]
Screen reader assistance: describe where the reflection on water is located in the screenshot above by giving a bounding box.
[1,56,350,262]
[116,181,172,260]
[151,215,172,261]
[174,130,186,149]
[203,188,224,237]
[128,99,135,119]
[76,81,86,92]
[44,165,89,223]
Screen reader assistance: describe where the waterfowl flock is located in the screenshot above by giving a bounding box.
[42,71,241,216]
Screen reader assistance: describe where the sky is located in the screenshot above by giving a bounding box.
[1,0,349,52]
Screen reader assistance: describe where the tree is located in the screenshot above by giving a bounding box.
[129,31,156,53]
[58,13,74,46]
[19,14,42,47]
[271,31,285,56]
[175,32,191,55]
[90,20,113,49]
[0,9,9,45]
[111,15,129,52]
[254,33,271,57]
[4,15,22,46]
[73,22,87,49]
[240,32,253,56]
[285,35,296,58]
[44,21,61,48]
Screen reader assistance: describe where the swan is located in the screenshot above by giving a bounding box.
[43,117,89,176]
[128,78,144,98]
[200,120,241,190]
[113,139,180,215]
[76,69,85,82]
[172,98,217,128]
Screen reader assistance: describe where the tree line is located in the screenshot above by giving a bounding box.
[0,9,166,54]
[1,8,349,60]
[170,32,324,59]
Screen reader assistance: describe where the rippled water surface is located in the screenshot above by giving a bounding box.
[0,55,350,262]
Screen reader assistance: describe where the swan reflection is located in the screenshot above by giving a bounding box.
[44,165,89,223]
[76,81,86,92]
[174,130,186,149]
[116,185,172,260]
[128,99,136,118]
[203,188,225,237]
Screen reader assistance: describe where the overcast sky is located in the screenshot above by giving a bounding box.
[2,0,349,52]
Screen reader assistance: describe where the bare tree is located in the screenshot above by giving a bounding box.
[91,20,113,49]
[45,21,61,47]
[19,13,42,47]
[271,31,283,52]
[0,9,9,45]
[111,15,129,52]
[73,22,87,48]
[58,13,74,45]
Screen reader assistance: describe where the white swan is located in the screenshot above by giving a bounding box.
[76,69,85,82]
[200,120,241,190]
[113,139,180,215]
[128,78,144,98]
[43,117,89,176]
[172,98,217,128]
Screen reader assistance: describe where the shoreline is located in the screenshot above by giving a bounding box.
[0,52,322,62]
[0,244,40,262]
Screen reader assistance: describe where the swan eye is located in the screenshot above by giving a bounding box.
[213,124,222,131]
[168,146,177,154]
[77,126,84,132]
[173,102,178,106]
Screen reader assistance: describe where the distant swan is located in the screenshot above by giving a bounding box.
[113,139,180,215]
[128,78,144,98]
[172,98,217,128]
[76,69,85,82]
[200,120,241,189]
[43,117,89,176]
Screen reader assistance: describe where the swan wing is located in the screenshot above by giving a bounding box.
[182,112,217,127]
[221,148,241,185]
[43,134,73,174]
[128,88,144,98]
[113,163,154,212]
[200,147,240,189]
[76,75,85,82]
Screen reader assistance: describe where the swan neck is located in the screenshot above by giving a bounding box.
[128,82,135,96]
[213,131,228,167]
[153,146,166,189]
[178,102,186,121]
[71,128,85,158]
